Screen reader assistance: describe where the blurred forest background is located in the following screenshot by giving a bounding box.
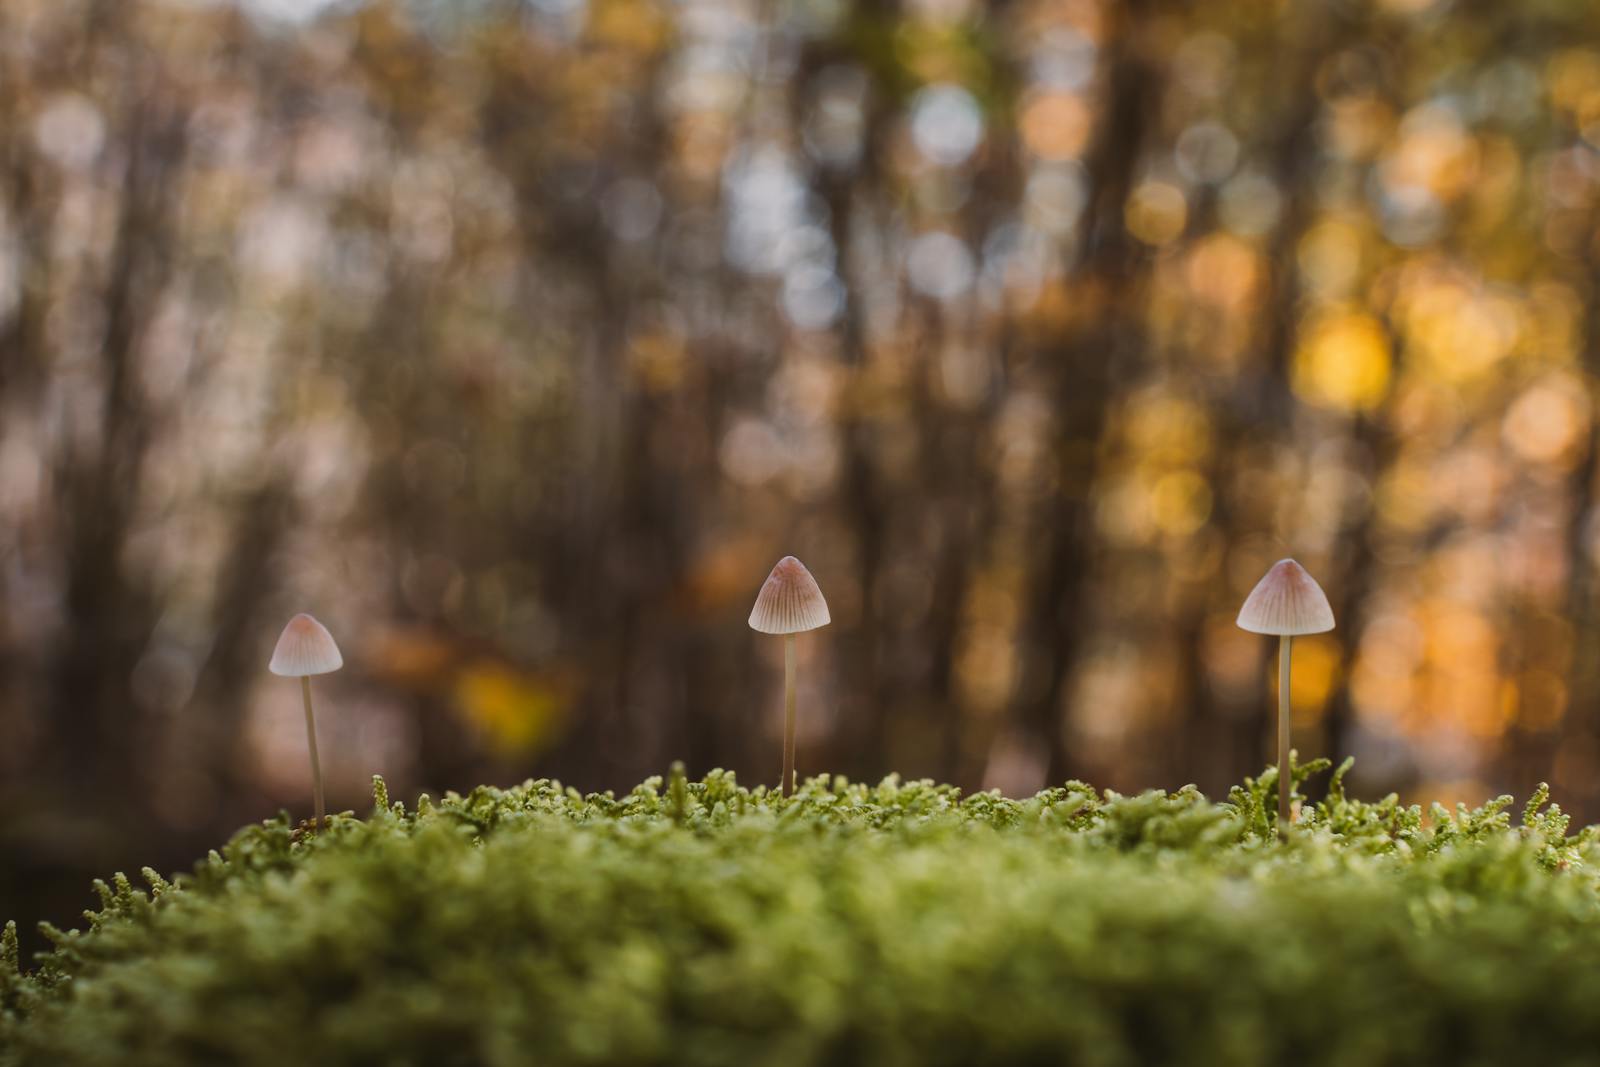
[6,0,1600,939]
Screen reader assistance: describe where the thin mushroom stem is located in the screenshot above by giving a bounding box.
[1278,634,1292,835]
[301,676,326,830]
[782,634,797,797]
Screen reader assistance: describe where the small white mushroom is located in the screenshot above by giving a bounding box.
[269,613,344,829]
[1237,559,1334,833]
[749,556,830,797]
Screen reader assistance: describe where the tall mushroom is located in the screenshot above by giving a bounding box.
[269,613,344,829]
[1236,559,1334,833]
[749,556,830,797]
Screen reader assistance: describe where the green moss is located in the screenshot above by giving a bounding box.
[3,759,1598,1066]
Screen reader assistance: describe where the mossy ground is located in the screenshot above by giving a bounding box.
[3,759,1598,1067]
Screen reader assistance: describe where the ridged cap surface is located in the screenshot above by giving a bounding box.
[748,556,831,634]
[1236,559,1335,636]
[269,613,345,676]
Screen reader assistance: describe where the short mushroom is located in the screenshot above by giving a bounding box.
[749,556,830,797]
[1236,559,1335,833]
[269,613,344,829]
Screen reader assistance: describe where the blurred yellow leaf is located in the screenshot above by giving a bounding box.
[1292,309,1392,413]
[454,661,568,754]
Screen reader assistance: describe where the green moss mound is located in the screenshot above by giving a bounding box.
[3,760,1599,1067]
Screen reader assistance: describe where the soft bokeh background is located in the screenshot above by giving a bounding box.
[5,0,1600,940]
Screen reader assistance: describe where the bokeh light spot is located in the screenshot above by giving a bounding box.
[910,83,984,167]
[1292,310,1392,413]
[1503,374,1590,466]
[1125,182,1188,246]
[1019,92,1092,161]
[906,231,976,300]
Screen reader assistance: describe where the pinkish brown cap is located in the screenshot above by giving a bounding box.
[1236,559,1335,636]
[269,613,344,676]
[748,556,831,635]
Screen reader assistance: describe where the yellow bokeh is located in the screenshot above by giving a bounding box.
[1350,654,1416,726]
[1149,470,1213,537]
[1397,279,1518,385]
[1292,310,1392,412]
[1436,667,1508,740]
[1515,669,1569,731]
[1125,182,1188,246]
[1185,234,1261,311]
[1019,92,1092,161]
[628,330,688,393]
[1124,392,1213,462]
[1287,635,1340,726]
[955,625,1019,715]
[454,661,567,754]
[1548,49,1600,114]
[1385,105,1477,200]
[1325,98,1393,161]
[1297,219,1363,296]
[1378,0,1438,18]
[1502,374,1590,466]
[1425,604,1496,665]
[587,0,672,53]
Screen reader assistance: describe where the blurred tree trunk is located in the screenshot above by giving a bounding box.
[1320,421,1391,777]
[0,55,51,400]
[796,4,898,783]
[1176,4,1346,796]
[1550,264,1600,813]
[1012,0,1159,785]
[184,483,295,809]
[47,85,189,797]
[475,24,686,790]
[1315,44,1414,795]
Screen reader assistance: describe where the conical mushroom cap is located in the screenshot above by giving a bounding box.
[748,556,831,635]
[1236,559,1335,636]
[269,613,345,676]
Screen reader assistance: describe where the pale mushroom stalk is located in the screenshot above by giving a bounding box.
[301,676,326,829]
[269,613,344,830]
[749,556,831,798]
[1277,635,1291,831]
[783,634,797,797]
[1235,559,1335,836]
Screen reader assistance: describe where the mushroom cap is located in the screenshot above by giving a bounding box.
[748,556,831,635]
[269,613,345,676]
[1236,559,1335,636]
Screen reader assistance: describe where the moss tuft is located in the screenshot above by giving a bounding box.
[3,765,1600,1066]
